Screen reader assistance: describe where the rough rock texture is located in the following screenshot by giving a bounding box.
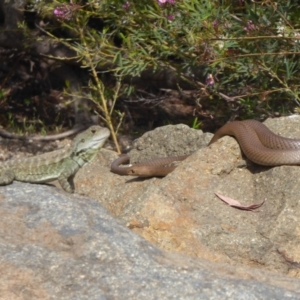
[1,182,300,299]
[128,124,212,163]
[2,116,300,298]
[76,115,300,278]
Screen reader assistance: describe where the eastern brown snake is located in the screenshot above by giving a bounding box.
[111,120,300,177]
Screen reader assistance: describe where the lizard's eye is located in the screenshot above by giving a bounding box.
[81,138,85,143]
[91,129,96,134]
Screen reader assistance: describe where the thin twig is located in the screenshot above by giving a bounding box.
[0,124,87,141]
[79,28,121,153]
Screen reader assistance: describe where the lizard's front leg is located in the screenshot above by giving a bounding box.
[58,174,75,193]
[0,169,15,186]
[58,161,80,193]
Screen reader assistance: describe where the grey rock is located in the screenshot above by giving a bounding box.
[3,116,300,299]
[1,182,300,299]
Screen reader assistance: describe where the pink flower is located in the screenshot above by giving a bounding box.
[158,0,175,5]
[122,1,130,9]
[53,2,81,20]
[205,74,215,86]
[244,20,259,34]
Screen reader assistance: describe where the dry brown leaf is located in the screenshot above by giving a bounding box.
[215,193,264,211]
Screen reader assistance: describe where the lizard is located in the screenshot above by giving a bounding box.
[0,125,110,193]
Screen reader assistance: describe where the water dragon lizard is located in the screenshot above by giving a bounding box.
[0,125,110,193]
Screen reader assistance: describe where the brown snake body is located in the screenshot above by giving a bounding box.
[110,120,300,177]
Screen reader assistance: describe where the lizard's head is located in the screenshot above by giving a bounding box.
[73,125,110,154]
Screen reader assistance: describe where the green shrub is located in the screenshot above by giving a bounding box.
[39,0,300,136]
